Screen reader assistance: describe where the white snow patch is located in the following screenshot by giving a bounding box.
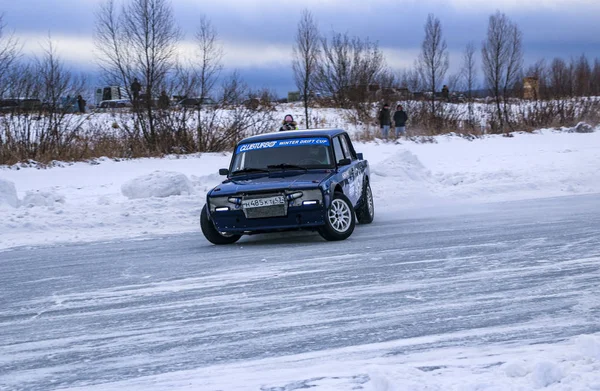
[21,190,66,208]
[503,361,530,378]
[531,361,564,388]
[575,334,600,359]
[121,171,193,199]
[371,150,432,183]
[0,178,19,208]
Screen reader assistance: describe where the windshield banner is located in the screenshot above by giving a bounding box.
[236,138,330,154]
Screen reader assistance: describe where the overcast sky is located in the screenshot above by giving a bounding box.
[3,0,600,95]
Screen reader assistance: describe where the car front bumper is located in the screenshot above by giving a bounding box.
[211,204,326,234]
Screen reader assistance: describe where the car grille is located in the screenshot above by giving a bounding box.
[244,204,287,219]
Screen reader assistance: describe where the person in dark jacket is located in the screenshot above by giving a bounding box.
[76,95,86,113]
[158,91,170,110]
[131,78,141,101]
[378,103,392,140]
[279,114,298,131]
[393,104,408,138]
[441,85,449,102]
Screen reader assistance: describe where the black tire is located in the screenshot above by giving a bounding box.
[318,192,356,241]
[356,181,374,224]
[201,204,242,245]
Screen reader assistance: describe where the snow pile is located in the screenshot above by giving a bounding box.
[371,150,432,183]
[0,178,19,208]
[575,334,600,359]
[121,171,194,199]
[21,190,66,208]
[530,361,564,388]
[565,122,595,133]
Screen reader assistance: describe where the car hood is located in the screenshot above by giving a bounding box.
[210,171,333,196]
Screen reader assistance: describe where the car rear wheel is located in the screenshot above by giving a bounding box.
[318,192,356,241]
[356,181,374,224]
[201,204,242,245]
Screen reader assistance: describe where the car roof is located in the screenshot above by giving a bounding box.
[239,128,347,144]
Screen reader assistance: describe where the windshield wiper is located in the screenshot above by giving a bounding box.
[231,167,270,176]
[267,163,308,172]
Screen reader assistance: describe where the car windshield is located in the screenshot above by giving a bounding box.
[231,137,333,173]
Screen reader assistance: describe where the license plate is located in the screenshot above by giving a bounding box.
[242,196,285,209]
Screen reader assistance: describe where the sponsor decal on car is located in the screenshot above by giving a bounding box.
[236,138,330,154]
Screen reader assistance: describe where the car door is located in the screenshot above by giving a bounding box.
[332,134,363,206]
[338,134,365,206]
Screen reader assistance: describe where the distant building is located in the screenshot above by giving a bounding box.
[95,86,127,105]
[523,77,539,100]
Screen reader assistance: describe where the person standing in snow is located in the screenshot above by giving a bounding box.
[441,85,450,102]
[378,103,392,140]
[393,104,408,139]
[131,78,141,102]
[279,114,298,131]
[158,91,170,110]
[76,95,86,113]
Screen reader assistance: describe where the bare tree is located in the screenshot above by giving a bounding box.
[592,58,600,96]
[461,42,477,99]
[460,42,477,129]
[95,0,181,151]
[417,13,449,123]
[0,14,21,98]
[549,57,572,98]
[481,11,523,133]
[573,54,592,97]
[0,37,88,164]
[195,15,223,103]
[194,15,224,150]
[399,65,422,93]
[315,32,353,108]
[315,32,385,122]
[292,9,320,129]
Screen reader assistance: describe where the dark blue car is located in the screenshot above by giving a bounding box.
[201,129,374,244]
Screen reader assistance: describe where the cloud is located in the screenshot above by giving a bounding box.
[5,0,600,95]
[446,0,600,12]
[17,33,294,71]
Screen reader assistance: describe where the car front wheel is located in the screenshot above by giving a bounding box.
[356,181,374,224]
[201,204,242,245]
[318,192,356,241]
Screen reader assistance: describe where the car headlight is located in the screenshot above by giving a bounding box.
[208,196,230,212]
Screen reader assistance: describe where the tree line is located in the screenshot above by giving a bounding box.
[292,10,600,134]
[1,3,599,164]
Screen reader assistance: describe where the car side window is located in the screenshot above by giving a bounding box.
[342,134,357,160]
[339,135,354,160]
[332,137,345,164]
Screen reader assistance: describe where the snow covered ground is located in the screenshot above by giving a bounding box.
[1,128,599,250]
[1,194,600,390]
[1,127,600,391]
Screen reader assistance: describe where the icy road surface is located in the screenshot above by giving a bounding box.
[1,194,600,390]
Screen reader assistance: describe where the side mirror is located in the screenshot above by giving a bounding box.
[219,168,229,176]
[356,153,364,160]
[338,158,351,167]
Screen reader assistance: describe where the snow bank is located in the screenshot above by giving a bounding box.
[371,150,432,183]
[0,178,19,208]
[121,171,193,199]
[565,122,596,133]
[531,361,564,388]
[21,190,65,208]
